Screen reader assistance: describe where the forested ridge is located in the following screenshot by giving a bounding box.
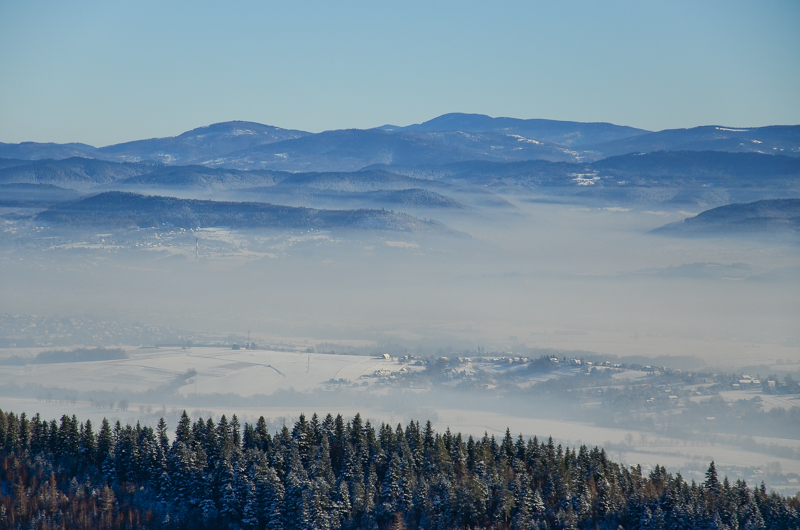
[36,192,446,233]
[0,409,797,529]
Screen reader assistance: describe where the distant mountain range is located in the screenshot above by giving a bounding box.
[376,151,800,188]
[0,121,309,165]
[583,125,800,158]
[652,199,800,236]
[96,121,310,165]
[3,113,799,233]
[2,114,797,172]
[0,142,98,161]
[3,149,798,210]
[199,128,592,171]
[4,150,797,194]
[36,192,451,233]
[0,157,156,189]
[369,151,800,207]
[390,113,650,147]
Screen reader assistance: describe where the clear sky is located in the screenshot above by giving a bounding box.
[1,1,798,146]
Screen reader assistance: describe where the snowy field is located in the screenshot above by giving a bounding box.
[717,389,800,411]
[0,346,411,395]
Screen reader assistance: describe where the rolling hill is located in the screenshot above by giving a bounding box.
[272,170,431,192]
[0,157,157,189]
[395,112,650,146]
[114,165,286,191]
[224,186,467,211]
[0,142,97,161]
[96,121,311,164]
[652,199,800,236]
[585,125,800,158]
[36,192,452,233]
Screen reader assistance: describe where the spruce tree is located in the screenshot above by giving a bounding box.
[79,419,95,460]
[157,417,169,451]
[174,410,192,446]
[705,461,721,496]
[96,418,114,467]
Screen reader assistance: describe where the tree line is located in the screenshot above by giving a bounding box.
[0,408,797,529]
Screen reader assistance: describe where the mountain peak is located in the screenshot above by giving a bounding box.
[402,113,650,147]
[176,120,308,139]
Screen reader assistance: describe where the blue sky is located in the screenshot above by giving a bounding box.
[1,1,798,146]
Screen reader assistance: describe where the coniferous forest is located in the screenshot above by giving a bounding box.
[0,409,798,530]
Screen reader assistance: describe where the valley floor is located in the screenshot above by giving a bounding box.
[1,346,799,495]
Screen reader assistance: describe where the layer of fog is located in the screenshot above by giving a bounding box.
[2,200,798,370]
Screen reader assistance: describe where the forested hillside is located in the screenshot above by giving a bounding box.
[653,199,800,236]
[36,192,449,233]
[0,409,797,529]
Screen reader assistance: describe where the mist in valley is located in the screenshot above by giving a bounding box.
[3,192,800,492]
[3,199,797,363]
